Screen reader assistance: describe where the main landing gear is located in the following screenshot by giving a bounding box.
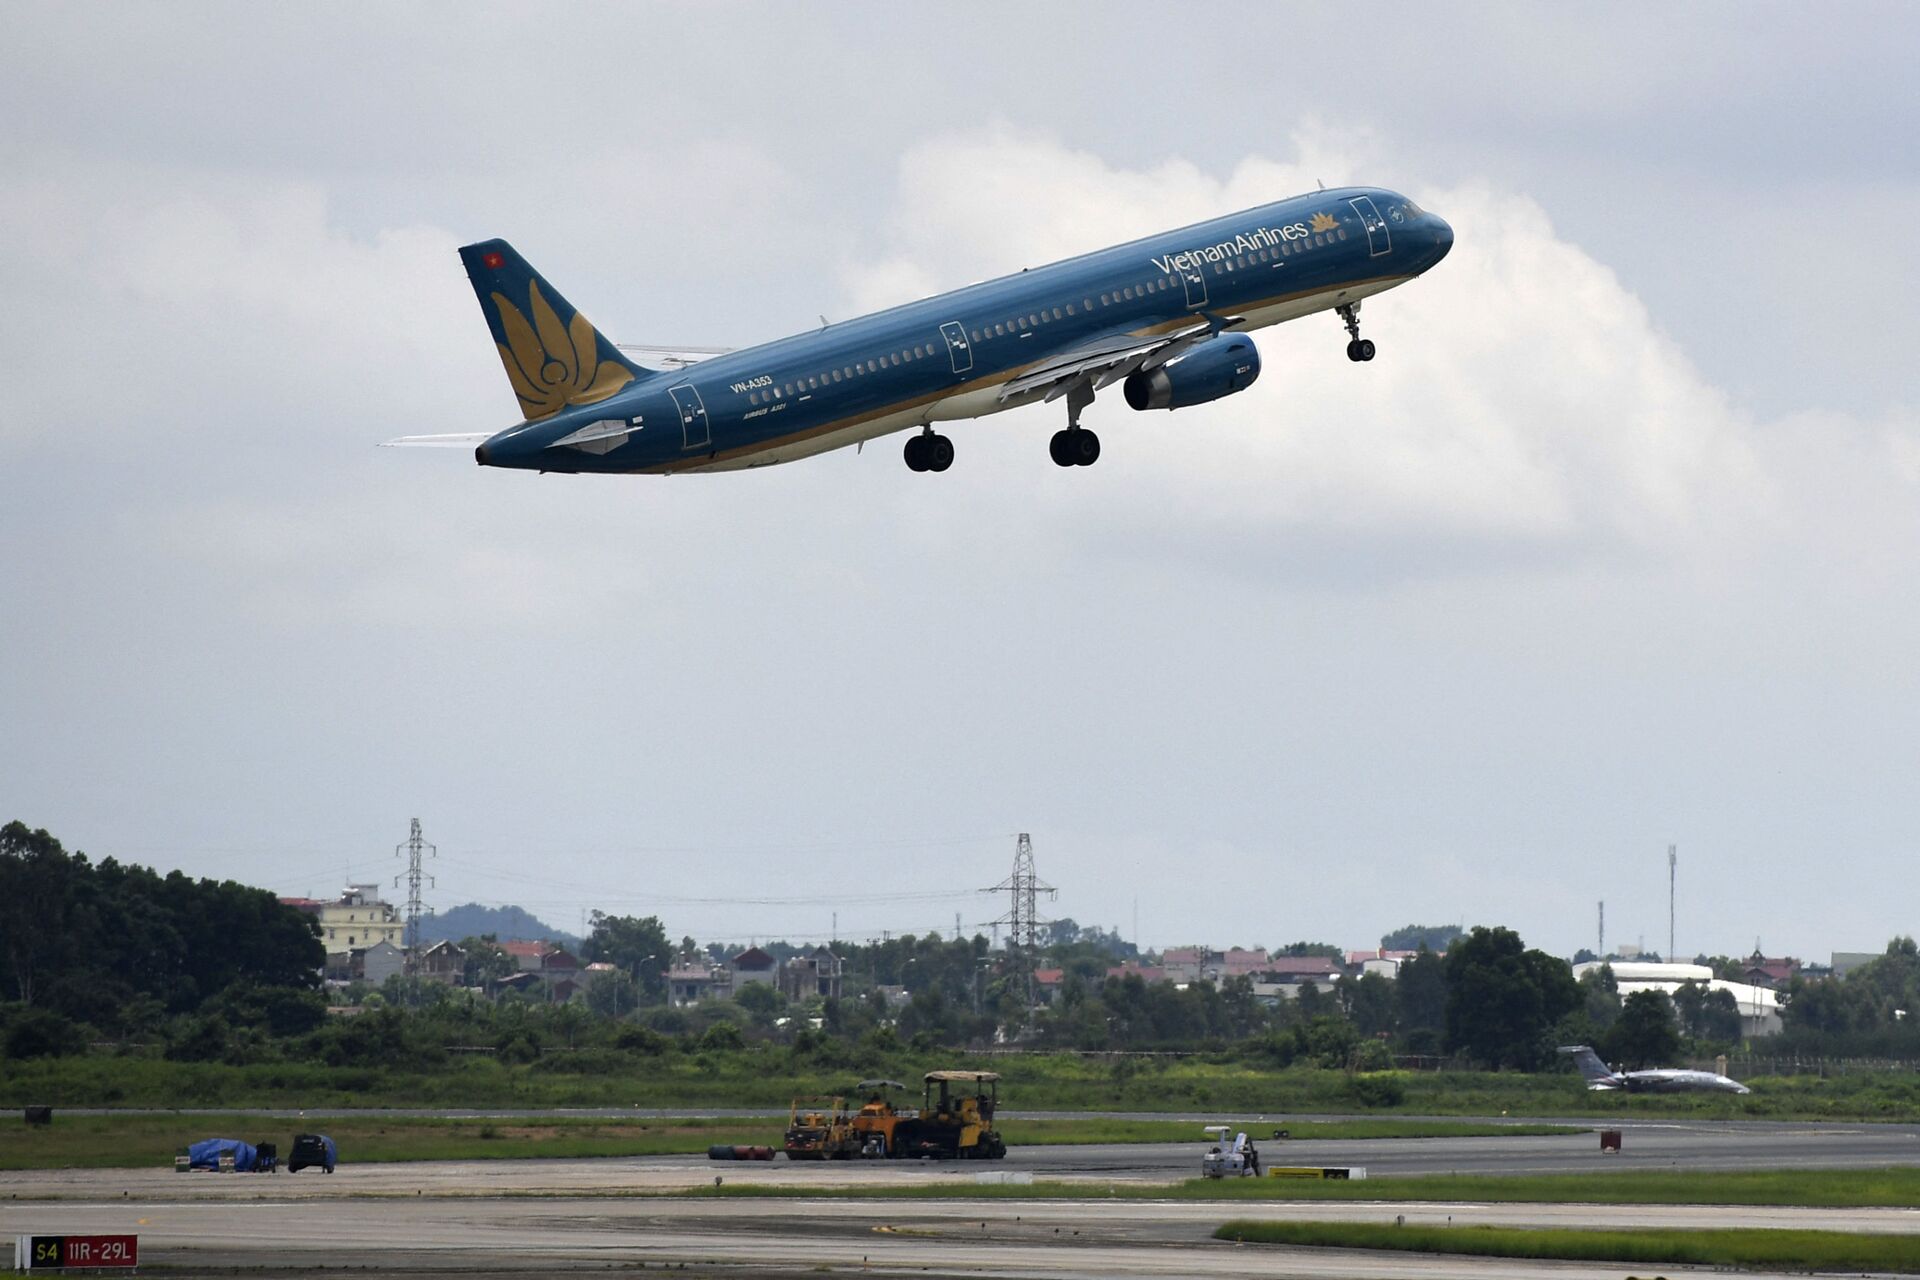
[903,429,954,472]
[1338,302,1375,362]
[1049,379,1100,467]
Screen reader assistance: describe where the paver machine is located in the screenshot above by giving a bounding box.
[894,1070,1006,1160]
[847,1079,914,1157]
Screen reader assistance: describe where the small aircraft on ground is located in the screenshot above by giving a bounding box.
[1560,1045,1751,1094]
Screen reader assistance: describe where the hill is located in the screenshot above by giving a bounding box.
[420,902,579,949]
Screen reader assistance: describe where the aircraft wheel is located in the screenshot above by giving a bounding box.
[1356,338,1376,361]
[1049,430,1074,467]
[904,435,928,471]
[1345,339,1363,362]
[926,434,954,472]
[1069,429,1100,466]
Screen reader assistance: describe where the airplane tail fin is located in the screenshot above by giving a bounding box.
[458,239,645,422]
[1559,1045,1621,1089]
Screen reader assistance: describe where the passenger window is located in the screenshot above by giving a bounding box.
[1338,228,1347,241]
[1099,293,1109,305]
[970,329,982,342]
[1051,307,1062,320]
[1027,313,1038,326]
[1083,298,1093,310]
[993,323,1004,335]
[1065,303,1075,316]
[748,392,758,405]
[890,353,901,366]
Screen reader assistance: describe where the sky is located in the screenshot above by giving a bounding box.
[3,3,1916,962]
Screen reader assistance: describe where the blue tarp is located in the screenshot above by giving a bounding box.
[187,1138,259,1171]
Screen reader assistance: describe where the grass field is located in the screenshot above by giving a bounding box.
[10,1052,1917,1121]
[0,1114,1573,1171]
[1213,1220,1920,1272]
[679,1167,1920,1207]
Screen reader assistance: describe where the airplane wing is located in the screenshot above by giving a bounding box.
[380,433,493,448]
[997,315,1244,405]
[615,343,734,372]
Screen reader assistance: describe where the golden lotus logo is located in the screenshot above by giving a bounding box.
[1309,211,1339,234]
[491,281,633,420]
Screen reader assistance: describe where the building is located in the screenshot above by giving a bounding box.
[669,962,728,1006]
[291,885,404,952]
[732,947,778,987]
[324,938,406,987]
[778,946,844,1001]
[1572,960,1783,1037]
[417,940,466,985]
[1741,953,1801,990]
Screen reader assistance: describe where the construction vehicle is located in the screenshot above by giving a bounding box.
[893,1070,1006,1160]
[1200,1125,1259,1178]
[782,1095,860,1160]
[847,1079,914,1157]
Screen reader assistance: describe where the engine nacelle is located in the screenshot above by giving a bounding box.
[1123,334,1261,411]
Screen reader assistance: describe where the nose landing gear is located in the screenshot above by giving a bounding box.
[1338,302,1375,362]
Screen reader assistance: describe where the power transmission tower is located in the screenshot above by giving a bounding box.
[394,818,436,975]
[985,833,1055,1006]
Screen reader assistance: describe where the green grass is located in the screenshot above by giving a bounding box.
[675,1167,1920,1208]
[1213,1220,1920,1272]
[0,1113,1576,1171]
[13,1051,1914,1121]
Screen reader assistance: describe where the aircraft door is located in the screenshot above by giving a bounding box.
[1179,260,1208,309]
[1348,196,1392,257]
[668,383,710,450]
[939,321,973,375]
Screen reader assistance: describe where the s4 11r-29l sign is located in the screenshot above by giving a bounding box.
[15,1234,139,1269]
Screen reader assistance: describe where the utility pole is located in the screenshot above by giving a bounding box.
[1668,844,1677,961]
[986,833,1056,1006]
[394,818,436,978]
[1598,900,1605,958]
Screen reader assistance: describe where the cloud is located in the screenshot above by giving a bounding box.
[837,128,1918,591]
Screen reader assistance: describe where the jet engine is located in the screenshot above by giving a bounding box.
[1123,334,1260,411]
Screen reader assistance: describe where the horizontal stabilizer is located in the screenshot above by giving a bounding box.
[381,433,494,448]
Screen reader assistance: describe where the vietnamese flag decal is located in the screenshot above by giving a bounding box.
[483,251,504,270]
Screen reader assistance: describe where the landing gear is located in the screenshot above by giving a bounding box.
[903,430,953,472]
[1338,302,1375,362]
[1049,428,1099,467]
[1050,378,1100,466]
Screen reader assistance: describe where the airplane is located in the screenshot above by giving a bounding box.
[385,187,1452,474]
[1560,1045,1752,1095]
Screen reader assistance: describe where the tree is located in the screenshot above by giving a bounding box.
[733,981,786,1027]
[1395,946,1448,1043]
[1443,926,1580,1070]
[460,937,515,992]
[587,970,641,1018]
[583,913,671,1003]
[1605,989,1680,1068]
[1345,972,1397,1038]
[1381,924,1463,953]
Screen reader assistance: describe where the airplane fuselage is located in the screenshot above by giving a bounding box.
[471,187,1452,474]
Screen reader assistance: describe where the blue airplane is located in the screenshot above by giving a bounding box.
[386,187,1451,473]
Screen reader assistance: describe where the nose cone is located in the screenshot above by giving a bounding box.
[1425,215,1454,269]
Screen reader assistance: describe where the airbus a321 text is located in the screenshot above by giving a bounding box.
[386,188,1451,474]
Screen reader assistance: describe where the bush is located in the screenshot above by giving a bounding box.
[614,1025,669,1055]
[698,1022,744,1053]
[1346,1072,1409,1108]
[3,1007,82,1059]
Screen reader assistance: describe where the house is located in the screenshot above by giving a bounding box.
[286,885,404,952]
[489,940,583,1001]
[417,940,466,985]
[1032,968,1066,1005]
[670,962,727,1006]
[1346,949,1418,979]
[324,939,406,987]
[1221,947,1271,978]
[732,947,778,987]
[1160,946,1207,983]
[778,946,844,1001]
[1105,962,1166,984]
[1257,955,1348,984]
[1742,953,1801,990]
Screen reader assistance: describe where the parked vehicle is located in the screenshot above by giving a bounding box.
[288,1133,336,1174]
[892,1071,1006,1160]
[783,1096,861,1160]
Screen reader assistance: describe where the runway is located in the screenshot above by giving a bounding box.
[5,1194,1915,1279]
[7,1120,1919,1277]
